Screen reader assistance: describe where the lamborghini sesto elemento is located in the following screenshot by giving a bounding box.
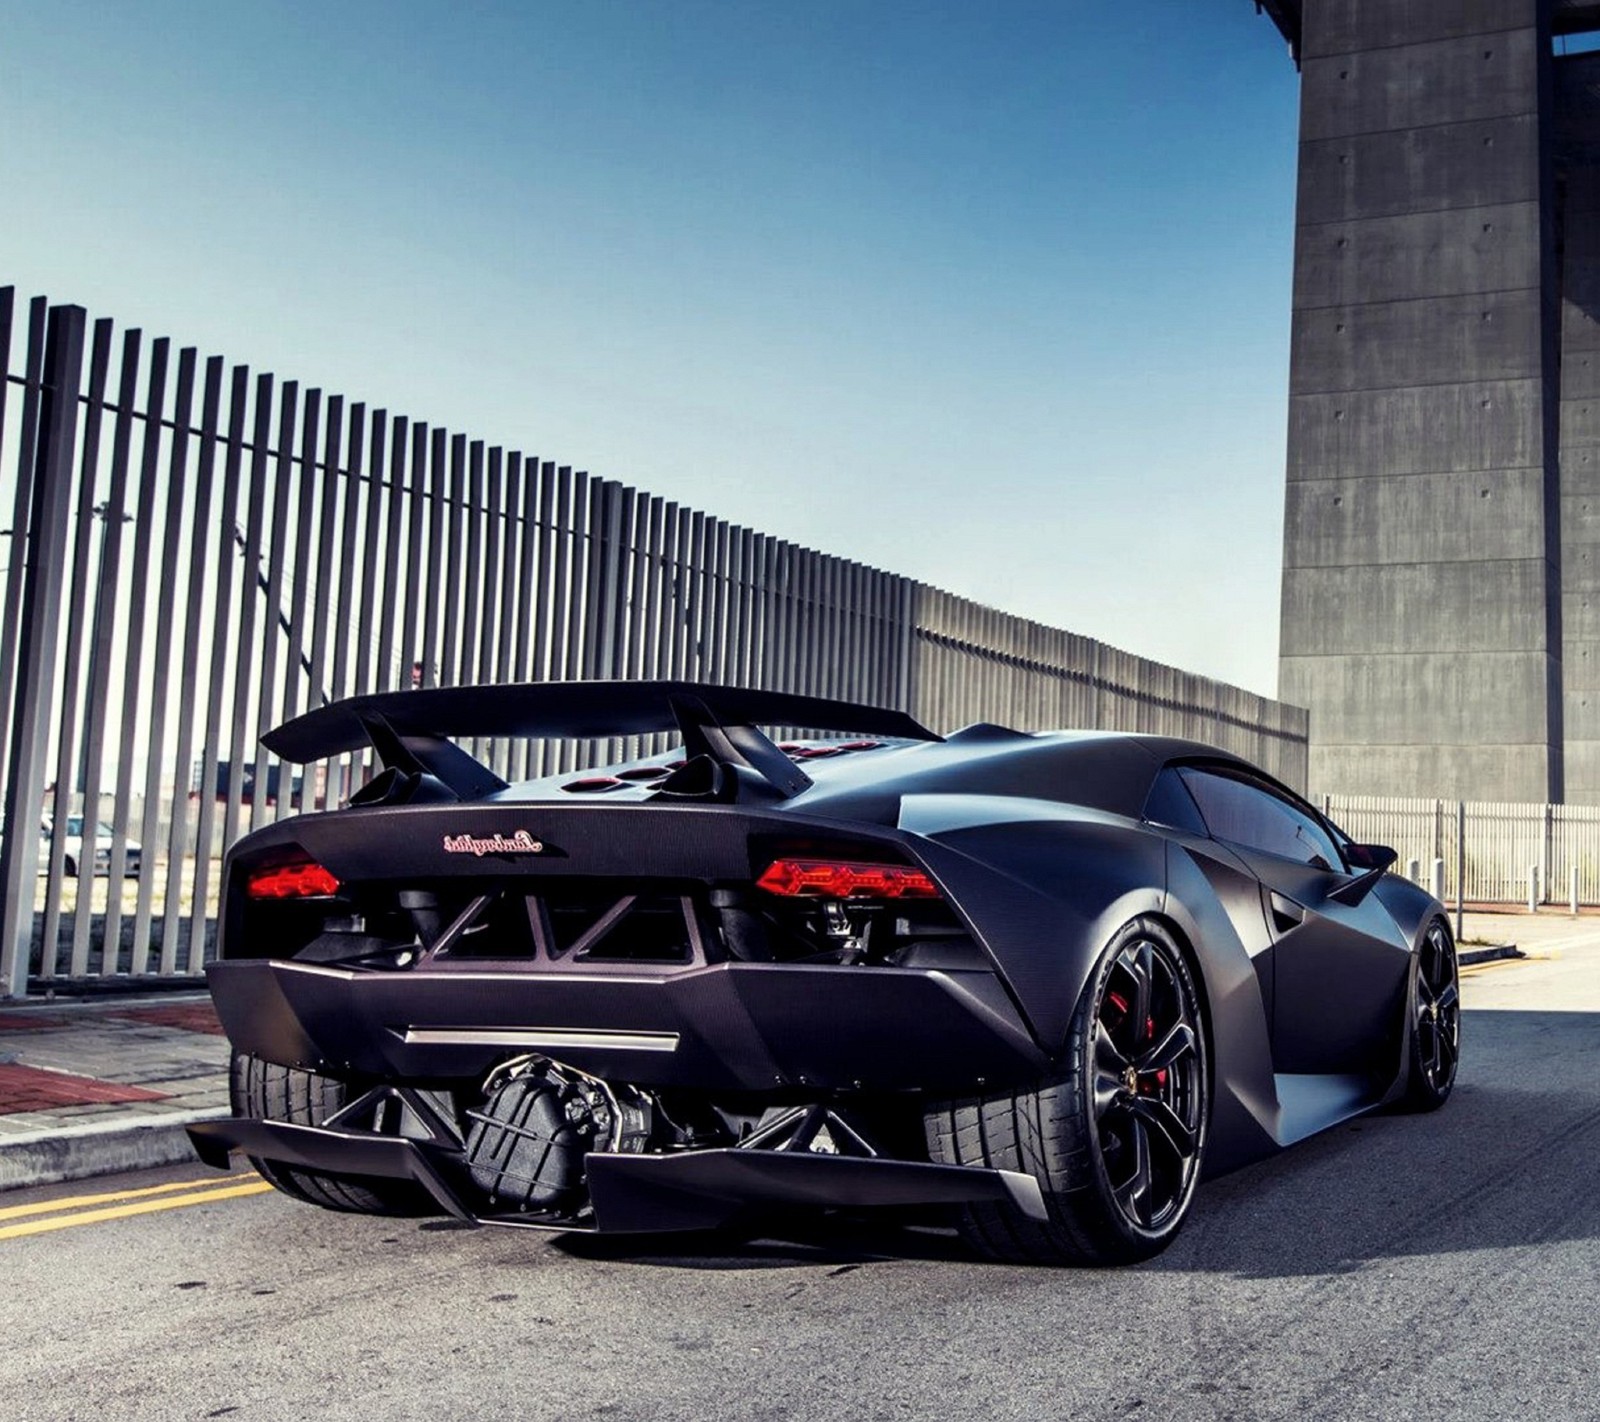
[189,681,1459,1265]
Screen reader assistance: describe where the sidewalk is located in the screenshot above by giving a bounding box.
[0,993,231,1190]
[1,907,1597,1194]
[1456,904,1600,956]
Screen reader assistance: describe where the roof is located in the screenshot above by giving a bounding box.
[1261,1,1600,63]
[1255,0,1302,60]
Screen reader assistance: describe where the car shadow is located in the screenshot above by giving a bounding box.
[549,1215,973,1271]
[1159,1007,1600,1278]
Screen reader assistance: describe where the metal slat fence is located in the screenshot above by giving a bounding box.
[1322,794,1600,907]
[0,290,1309,995]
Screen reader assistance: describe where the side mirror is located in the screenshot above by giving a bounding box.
[1342,842,1397,873]
[1328,843,1397,906]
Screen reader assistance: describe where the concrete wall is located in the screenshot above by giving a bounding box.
[1556,55,1600,799]
[1280,0,1564,802]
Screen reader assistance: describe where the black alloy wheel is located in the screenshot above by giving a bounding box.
[924,915,1209,1264]
[1089,932,1207,1235]
[1402,918,1459,1109]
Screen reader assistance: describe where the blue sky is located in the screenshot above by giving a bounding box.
[0,1,1301,695]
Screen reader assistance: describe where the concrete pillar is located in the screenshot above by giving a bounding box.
[1555,52,1600,800]
[1277,0,1565,803]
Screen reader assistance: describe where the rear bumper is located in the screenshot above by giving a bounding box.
[207,955,1048,1094]
[186,1116,1047,1232]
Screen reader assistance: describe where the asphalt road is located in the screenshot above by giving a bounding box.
[2,953,1598,1422]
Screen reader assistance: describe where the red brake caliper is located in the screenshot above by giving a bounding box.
[1143,1015,1168,1093]
[1111,994,1168,1093]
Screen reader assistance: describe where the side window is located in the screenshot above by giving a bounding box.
[1177,768,1343,870]
[1142,767,1208,836]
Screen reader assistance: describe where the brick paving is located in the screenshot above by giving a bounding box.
[0,1063,168,1114]
[106,1002,224,1035]
[0,1012,69,1031]
[0,995,231,1151]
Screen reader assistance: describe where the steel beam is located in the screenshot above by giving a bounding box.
[0,305,86,999]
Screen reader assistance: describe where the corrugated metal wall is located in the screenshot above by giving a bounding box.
[914,588,1308,774]
[0,291,1309,993]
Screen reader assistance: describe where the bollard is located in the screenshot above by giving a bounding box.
[1529,864,1540,914]
[1431,858,1445,901]
[1572,864,1581,918]
[1407,858,1421,885]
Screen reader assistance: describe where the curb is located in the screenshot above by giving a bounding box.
[0,990,213,1015]
[0,1107,227,1191]
[1459,944,1525,966]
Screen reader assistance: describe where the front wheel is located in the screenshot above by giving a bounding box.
[925,916,1208,1265]
[1398,917,1459,1111]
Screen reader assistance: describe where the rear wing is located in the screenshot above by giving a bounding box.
[261,680,940,803]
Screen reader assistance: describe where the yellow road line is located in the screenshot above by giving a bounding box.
[0,1181,273,1241]
[0,1173,261,1223]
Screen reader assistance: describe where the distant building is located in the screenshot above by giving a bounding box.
[1261,1,1600,802]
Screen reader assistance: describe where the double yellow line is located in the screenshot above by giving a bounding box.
[0,1173,272,1241]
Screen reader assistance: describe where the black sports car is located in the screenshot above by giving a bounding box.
[189,681,1459,1265]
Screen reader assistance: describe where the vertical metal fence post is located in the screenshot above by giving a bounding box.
[0,304,87,998]
[1542,803,1552,909]
[40,317,112,976]
[0,294,45,824]
[1455,800,1466,941]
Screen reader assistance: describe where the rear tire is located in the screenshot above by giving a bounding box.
[925,916,1208,1265]
[229,1050,437,1216]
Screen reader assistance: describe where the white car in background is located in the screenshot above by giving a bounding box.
[40,815,142,878]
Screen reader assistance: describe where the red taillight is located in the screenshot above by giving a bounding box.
[246,861,341,899]
[756,858,939,900]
